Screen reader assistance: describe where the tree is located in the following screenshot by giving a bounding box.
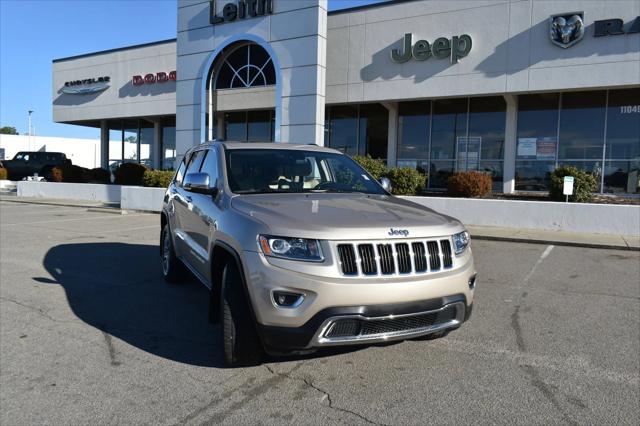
[0,126,18,135]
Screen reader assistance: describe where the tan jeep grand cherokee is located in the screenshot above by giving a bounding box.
[161,141,476,366]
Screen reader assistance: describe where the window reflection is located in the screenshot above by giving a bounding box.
[325,104,388,160]
[397,101,429,160]
[558,91,606,160]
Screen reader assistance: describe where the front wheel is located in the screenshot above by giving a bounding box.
[160,224,187,283]
[220,262,263,366]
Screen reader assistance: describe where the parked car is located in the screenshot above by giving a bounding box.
[1,151,71,181]
[161,141,476,366]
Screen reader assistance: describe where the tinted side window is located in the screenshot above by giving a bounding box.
[185,150,206,175]
[200,149,219,180]
[174,159,187,185]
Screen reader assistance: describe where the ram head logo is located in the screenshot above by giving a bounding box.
[549,12,585,48]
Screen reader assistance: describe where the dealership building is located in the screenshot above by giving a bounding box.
[52,0,640,193]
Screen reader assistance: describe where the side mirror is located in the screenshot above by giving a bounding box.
[183,172,218,196]
[379,177,392,193]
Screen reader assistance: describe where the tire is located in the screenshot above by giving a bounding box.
[220,262,263,367]
[160,224,187,283]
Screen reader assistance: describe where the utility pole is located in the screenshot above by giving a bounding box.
[27,109,34,151]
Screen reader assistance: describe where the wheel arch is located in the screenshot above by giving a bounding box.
[209,241,261,329]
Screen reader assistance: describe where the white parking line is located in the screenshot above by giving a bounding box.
[522,245,554,286]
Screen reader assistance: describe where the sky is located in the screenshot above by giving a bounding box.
[0,0,384,139]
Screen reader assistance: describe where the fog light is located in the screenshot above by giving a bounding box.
[273,291,305,308]
[468,275,477,289]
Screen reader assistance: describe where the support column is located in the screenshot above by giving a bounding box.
[503,95,518,194]
[381,102,398,167]
[100,120,109,170]
[216,112,225,140]
[153,121,162,169]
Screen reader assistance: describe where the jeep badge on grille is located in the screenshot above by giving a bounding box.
[388,228,409,237]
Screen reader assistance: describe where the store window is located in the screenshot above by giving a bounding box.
[139,122,154,168]
[396,96,506,190]
[558,91,606,160]
[325,103,388,160]
[214,43,275,89]
[397,101,429,162]
[223,110,274,142]
[516,88,639,193]
[326,105,358,156]
[161,117,176,170]
[605,88,640,193]
[515,94,560,191]
[108,122,122,171]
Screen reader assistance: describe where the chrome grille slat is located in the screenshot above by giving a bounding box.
[396,243,411,274]
[377,244,395,275]
[427,241,441,271]
[358,244,377,275]
[337,238,455,276]
[337,244,357,275]
[441,239,453,269]
[412,242,427,273]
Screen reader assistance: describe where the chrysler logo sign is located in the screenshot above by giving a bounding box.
[61,76,110,95]
[549,12,585,48]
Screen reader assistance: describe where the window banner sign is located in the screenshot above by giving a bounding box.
[536,137,557,160]
[456,136,481,171]
[517,138,537,159]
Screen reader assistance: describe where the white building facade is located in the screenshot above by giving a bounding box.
[52,0,640,194]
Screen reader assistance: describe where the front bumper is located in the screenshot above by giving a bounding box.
[241,249,476,350]
[258,296,472,351]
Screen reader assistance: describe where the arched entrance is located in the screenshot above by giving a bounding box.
[201,35,281,143]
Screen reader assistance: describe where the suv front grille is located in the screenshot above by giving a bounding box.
[336,238,454,277]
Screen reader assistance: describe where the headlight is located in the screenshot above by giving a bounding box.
[452,231,470,254]
[258,235,324,262]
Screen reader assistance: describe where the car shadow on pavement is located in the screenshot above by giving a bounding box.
[38,242,225,368]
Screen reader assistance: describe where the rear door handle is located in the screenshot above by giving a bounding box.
[185,195,192,203]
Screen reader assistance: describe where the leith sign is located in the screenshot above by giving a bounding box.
[210,0,273,25]
[391,33,473,64]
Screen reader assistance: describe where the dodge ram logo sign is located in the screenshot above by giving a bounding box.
[549,12,585,48]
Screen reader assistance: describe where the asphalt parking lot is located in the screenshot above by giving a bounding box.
[0,201,638,425]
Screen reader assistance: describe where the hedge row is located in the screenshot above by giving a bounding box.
[51,164,110,184]
[353,155,598,202]
[352,155,426,196]
[50,163,175,187]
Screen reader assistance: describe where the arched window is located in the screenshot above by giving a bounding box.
[214,43,275,89]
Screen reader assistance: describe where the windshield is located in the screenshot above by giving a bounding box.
[225,149,386,195]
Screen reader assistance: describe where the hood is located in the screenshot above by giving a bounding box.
[230,193,463,240]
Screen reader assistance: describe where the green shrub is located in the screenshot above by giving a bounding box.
[0,165,7,180]
[386,167,426,195]
[114,162,148,186]
[143,170,175,188]
[549,165,597,202]
[51,164,86,183]
[83,168,110,184]
[447,171,493,198]
[352,155,388,180]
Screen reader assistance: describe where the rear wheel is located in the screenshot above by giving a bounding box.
[220,262,263,366]
[160,224,187,283]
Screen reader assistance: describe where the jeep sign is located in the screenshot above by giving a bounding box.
[391,33,472,64]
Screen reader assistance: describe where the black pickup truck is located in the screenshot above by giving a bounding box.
[0,151,71,180]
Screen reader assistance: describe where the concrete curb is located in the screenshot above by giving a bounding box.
[471,235,638,252]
